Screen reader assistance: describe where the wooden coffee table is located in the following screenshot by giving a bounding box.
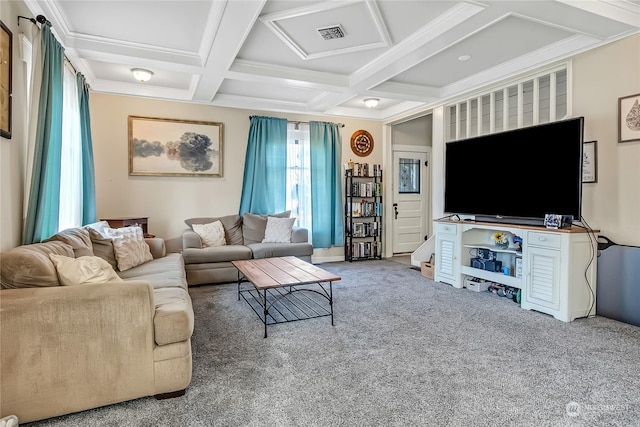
[232,257,341,337]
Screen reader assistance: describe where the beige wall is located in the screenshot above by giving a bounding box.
[90,93,382,256]
[0,0,31,251]
[572,34,640,246]
[392,115,432,147]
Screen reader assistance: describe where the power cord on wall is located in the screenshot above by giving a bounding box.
[574,216,597,319]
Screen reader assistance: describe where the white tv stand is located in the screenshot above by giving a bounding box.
[434,219,597,322]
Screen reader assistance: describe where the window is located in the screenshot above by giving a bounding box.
[58,64,83,230]
[398,158,420,194]
[285,122,312,238]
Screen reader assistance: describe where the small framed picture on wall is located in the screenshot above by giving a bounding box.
[0,20,12,139]
[618,93,640,143]
[582,140,597,183]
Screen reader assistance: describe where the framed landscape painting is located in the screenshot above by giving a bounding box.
[128,116,223,177]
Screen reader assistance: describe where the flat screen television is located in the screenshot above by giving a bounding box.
[444,117,584,225]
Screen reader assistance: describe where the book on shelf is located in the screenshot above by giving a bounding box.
[347,221,379,237]
[347,201,382,217]
[348,182,380,197]
[346,162,383,177]
[350,241,380,259]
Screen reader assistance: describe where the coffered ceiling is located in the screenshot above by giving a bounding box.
[23,0,640,121]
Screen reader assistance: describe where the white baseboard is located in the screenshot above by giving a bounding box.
[311,255,345,264]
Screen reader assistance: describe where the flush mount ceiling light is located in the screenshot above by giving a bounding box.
[364,98,380,109]
[131,68,153,82]
[458,54,472,61]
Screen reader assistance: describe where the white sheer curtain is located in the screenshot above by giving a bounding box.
[58,64,82,230]
[286,122,312,240]
[23,25,42,219]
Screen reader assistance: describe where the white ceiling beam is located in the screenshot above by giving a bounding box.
[348,2,486,89]
[192,0,266,102]
[228,60,349,90]
[370,81,440,101]
[555,0,640,27]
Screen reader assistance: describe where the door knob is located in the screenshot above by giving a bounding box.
[393,203,398,219]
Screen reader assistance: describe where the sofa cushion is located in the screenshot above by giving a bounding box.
[247,242,314,259]
[192,220,226,247]
[43,227,94,258]
[242,211,291,245]
[49,254,122,286]
[185,215,243,245]
[0,241,74,289]
[182,245,252,264]
[86,227,117,269]
[118,253,187,290]
[153,287,194,346]
[106,226,153,271]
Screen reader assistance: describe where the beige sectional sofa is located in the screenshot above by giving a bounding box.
[182,213,314,286]
[0,226,193,424]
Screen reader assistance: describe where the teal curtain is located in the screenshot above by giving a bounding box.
[238,116,287,216]
[310,121,344,248]
[23,24,65,244]
[76,73,96,225]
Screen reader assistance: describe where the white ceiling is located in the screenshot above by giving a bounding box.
[24,0,640,121]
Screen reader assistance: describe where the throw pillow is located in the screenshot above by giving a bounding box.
[192,221,227,248]
[262,217,296,243]
[49,254,122,286]
[105,226,153,271]
[185,215,243,245]
[242,210,291,245]
[84,220,112,238]
[43,227,94,258]
[86,227,117,270]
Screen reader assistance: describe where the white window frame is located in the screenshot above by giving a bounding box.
[446,63,571,141]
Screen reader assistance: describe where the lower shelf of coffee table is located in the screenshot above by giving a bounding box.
[239,284,332,325]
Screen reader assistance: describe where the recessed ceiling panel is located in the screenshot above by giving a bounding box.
[218,80,323,104]
[87,60,192,90]
[269,2,387,57]
[56,1,210,52]
[238,18,386,75]
[391,15,576,87]
[376,1,459,43]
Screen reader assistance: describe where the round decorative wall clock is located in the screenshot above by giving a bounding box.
[350,129,374,157]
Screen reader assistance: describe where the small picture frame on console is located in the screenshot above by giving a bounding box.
[543,214,562,229]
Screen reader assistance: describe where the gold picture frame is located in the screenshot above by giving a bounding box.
[618,93,640,143]
[128,116,223,177]
[0,20,12,139]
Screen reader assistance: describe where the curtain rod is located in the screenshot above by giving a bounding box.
[290,120,345,128]
[18,14,80,77]
[249,116,344,128]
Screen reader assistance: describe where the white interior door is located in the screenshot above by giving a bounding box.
[392,151,429,254]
